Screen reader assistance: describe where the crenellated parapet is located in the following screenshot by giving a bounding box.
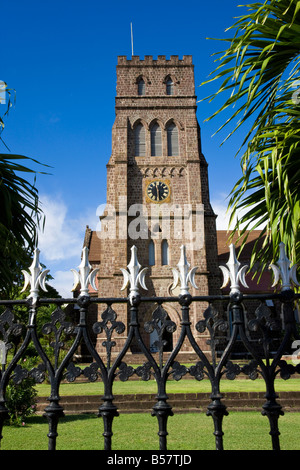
[117,55,193,66]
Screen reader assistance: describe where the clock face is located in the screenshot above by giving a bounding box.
[146,180,170,203]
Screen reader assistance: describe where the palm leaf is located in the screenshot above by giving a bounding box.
[201,0,300,276]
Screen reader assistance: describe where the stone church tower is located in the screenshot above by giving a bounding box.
[85,55,221,355]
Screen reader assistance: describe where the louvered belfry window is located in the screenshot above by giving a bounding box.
[166,78,174,95]
[135,123,146,156]
[149,240,155,266]
[138,78,145,95]
[150,123,162,156]
[161,239,169,265]
[167,123,179,156]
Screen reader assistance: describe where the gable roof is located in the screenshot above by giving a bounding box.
[217,230,265,262]
[84,226,266,265]
[83,226,272,293]
[84,226,102,264]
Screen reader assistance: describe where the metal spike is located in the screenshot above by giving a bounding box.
[171,245,198,296]
[71,247,99,297]
[269,242,299,291]
[219,243,248,295]
[21,248,49,302]
[120,245,148,304]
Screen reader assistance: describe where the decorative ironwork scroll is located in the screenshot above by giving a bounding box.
[0,242,299,451]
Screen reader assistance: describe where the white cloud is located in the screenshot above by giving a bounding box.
[38,195,81,261]
[38,194,101,262]
[37,194,102,297]
[212,195,266,231]
[211,196,233,231]
[51,270,75,298]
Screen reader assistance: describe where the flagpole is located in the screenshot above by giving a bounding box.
[131,22,134,57]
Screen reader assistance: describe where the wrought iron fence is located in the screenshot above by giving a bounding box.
[0,242,299,451]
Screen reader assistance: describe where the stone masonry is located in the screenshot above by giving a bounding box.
[87,56,222,356]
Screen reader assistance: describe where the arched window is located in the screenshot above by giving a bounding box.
[150,123,162,156]
[166,78,174,95]
[149,240,155,266]
[134,123,146,156]
[162,240,169,265]
[167,123,179,156]
[137,78,145,95]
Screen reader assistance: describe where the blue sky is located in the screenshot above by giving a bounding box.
[1,0,249,296]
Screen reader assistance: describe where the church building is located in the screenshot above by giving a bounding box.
[83,55,224,356]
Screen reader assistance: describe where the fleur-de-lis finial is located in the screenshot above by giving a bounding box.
[21,248,49,302]
[120,245,148,304]
[270,242,299,291]
[171,245,198,296]
[71,247,99,296]
[219,243,248,295]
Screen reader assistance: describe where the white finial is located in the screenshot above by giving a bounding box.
[120,245,148,304]
[219,243,248,295]
[21,248,49,302]
[71,247,99,297]
[270,242,299,291]
[171,245,198,296]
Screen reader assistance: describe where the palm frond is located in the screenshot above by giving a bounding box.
[201,0,300,275]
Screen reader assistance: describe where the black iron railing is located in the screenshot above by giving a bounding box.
[0,243,299,451]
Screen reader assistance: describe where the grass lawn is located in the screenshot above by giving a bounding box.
[35,376,300,396]
[1,411,300,450]
[1,376,300,451]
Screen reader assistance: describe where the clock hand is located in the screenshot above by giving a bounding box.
[156,182,161,199]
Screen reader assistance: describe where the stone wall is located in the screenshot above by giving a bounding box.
[94,56,221,355]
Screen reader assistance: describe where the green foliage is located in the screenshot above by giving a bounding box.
[201,0,300,273]
[0,282,62,359]
[0,155,47,297]
[5,357,38,426]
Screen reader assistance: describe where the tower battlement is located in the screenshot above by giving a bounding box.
[116,55,195,97]
[117,55,193,66]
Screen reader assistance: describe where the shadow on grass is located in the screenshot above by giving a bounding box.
[7,413,99,428]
